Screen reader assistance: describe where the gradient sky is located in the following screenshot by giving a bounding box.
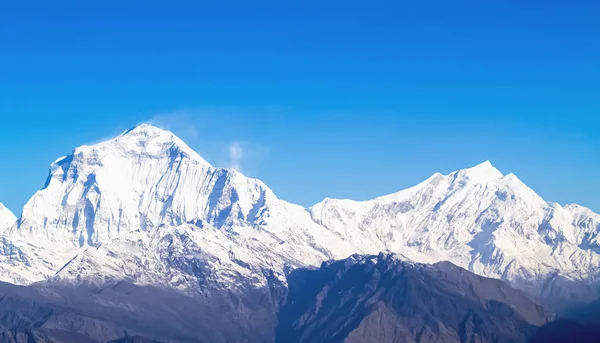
[1,0,599,214]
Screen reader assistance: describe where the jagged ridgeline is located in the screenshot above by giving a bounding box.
[0,124,598,341]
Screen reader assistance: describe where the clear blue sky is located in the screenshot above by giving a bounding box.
[1,0,599,214]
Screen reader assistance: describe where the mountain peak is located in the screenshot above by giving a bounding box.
[460,160,503,184]
[120,123,170,136]
[86,123,212,166]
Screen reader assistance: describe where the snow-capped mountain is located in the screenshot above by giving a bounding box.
[0,124,354,289]
[0,203,16,232]
[0,124,599,305]
[309,161,600,302]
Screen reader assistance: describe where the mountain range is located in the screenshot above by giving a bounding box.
[0,124,599,341]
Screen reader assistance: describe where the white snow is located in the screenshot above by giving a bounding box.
[0,203,16,233]
[0,124,599,301]
[309,161,600,297]
[0,124,354,291]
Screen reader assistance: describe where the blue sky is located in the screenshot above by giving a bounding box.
[0,1,599,214]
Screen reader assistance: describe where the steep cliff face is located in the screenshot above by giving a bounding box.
[277,253,553,343]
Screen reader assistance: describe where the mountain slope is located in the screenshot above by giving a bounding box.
[309,162,600,305]
[0,256,554,343]
[0,280,271,342]
[276,253,553,343]
[0,203,16,233]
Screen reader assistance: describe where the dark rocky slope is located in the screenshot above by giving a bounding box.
[528,319,600,343]
[276,253,553,343]
[0,279,283,343]
[0,327,159,343]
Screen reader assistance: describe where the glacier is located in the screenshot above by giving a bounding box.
[0,124,599,306]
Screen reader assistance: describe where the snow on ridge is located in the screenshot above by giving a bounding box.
[0,124,598,305]
[326,161,503,206]
[460,160,504,184]
[74,123,212,166]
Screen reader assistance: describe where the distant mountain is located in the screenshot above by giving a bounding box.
[277,253,553,343]
[309,161,600,307]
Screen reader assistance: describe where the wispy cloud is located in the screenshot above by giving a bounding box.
[228,141,245,172]
[139,107,271,174]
